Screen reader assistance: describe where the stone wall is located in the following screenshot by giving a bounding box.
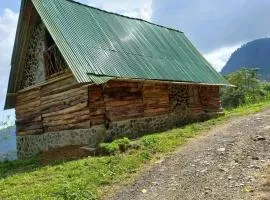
[21,22,46,89]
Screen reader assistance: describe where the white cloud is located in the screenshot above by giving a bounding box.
[204,44,243,72]
[79,0,153,21]
[0,9,18,121]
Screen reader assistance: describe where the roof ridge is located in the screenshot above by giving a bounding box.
[63,0,184,34]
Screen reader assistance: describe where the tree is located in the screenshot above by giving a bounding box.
[221,68,265,108]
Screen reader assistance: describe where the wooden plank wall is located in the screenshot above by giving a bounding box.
[103,81,144,122]
[199,86,222,113]
[89,85,105,126]
[16,88,43,135]
[142,83,170,117]
[15,78,222,136]
[16,76,90,135]
[41,76,90,132]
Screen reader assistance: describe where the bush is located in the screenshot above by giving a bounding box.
[98,137,132,155]
[114,137,131,152]
[141,136,158,153]
[222,68,268,109]
[99,143,119,155]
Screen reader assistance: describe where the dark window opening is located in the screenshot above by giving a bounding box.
[44,30,67,79]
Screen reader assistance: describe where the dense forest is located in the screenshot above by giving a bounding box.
[222,38,270,80]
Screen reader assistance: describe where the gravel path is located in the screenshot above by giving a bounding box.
[107,110,270,200]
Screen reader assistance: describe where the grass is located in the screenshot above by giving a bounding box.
[1,100,270,200]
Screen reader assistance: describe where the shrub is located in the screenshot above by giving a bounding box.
[114,137,131,152]
[98,137,132,155]
[222,68,268,109]
[99,143,119,155]
[141,136,158,151]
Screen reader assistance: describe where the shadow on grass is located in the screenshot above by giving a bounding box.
[0,152,92,180]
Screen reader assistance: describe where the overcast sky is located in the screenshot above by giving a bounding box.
[1,0,270,120]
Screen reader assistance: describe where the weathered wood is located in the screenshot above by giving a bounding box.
[41,85,88,103]
[43,115,89,127]
[40,95,88,112]
[46,121,90,132]
[41,76,76,95]
[16,100,40,112]
[17,129,43,136]
[89,85,106,126]
[17,122,43,132]
[143,83,170,117]
[104,81,144,122]
[42,102,88,118]
[16,115,42,125]
[43,109,89,122]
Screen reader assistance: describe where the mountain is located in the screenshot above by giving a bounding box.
[221,38,270,80]
[0,126,16,161]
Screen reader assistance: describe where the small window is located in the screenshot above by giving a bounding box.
[44,30,67,79]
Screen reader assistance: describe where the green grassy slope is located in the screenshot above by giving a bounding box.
[1,101,270,200]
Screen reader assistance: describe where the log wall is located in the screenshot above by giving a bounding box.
[89,85,105,126]
[142,83,170,117]
[103,81,144,122]
[15,79,222,137]
[16,75,90,135]
[41,76,90,132]
[16,88,42,135]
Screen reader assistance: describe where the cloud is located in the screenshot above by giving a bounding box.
[0,8,18,120]
[204,44,242,72]
[152,0,270,53]
[78,0,153,21]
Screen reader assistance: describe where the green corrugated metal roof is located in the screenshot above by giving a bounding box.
[32,0,228,85]
[5,0,230,109]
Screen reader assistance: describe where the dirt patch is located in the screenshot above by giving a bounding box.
[40,145,91,165]
[257,166,270,200]
[107,110,270,200]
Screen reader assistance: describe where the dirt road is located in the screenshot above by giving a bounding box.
[107,110,270,200]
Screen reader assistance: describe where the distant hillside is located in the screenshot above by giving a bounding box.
[221,38,270,80]
[0,126,16,161]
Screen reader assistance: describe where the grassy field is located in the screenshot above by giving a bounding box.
[1,101,270,200]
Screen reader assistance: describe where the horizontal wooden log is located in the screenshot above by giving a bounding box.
[16,95,40,107]
[105,99,143,107]
[17,129,43,136]
[41,98,88,114]
[16,115,42,125]
[46,121,90,132]
[41,76,76,94]
[106,81,139,88]
[43,109,89,122]
[40,95,88,112]
[90,115,105,126]
[16,100,40,113]
[41,86,88,103]
[17,122,43,132]
[43,114,89,127]
[42,102,88,118]
[16,110,41,119]
[90,107,105,115]
[17,87,40,97]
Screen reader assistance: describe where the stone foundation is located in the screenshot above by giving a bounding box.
[17,111,223,159]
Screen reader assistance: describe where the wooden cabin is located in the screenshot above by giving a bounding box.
[5,0,229,158]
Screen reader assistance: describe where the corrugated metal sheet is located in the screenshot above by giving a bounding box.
[5,0,230,109]
[31,0,229,85]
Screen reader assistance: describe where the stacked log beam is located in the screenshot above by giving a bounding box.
[103,81,144,121]
[41,76,90,132]
[16,88,43,135]
[89,85,105,126]
[142,83,170,117]
[199,86,222,113]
